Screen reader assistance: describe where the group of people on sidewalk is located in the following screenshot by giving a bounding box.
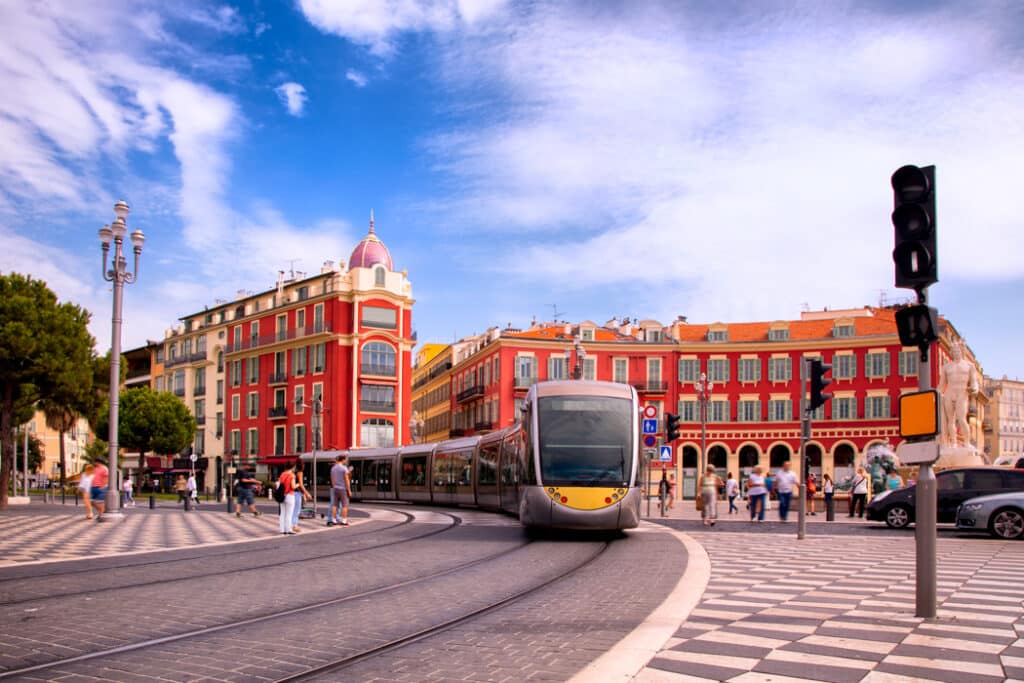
[694,462,876,525]
[233,454,353,535]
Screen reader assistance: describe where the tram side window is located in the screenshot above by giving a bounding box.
[376,460,391,492]
[364,460,378,488]
[433,452,452,490]
[479,444,498,486]
[453,450,472,486]
[402,455,428,487]
[349,461,361,489]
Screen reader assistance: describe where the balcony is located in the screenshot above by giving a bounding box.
[268,372,288,385]
[448,428,466,438]
[173,387,185,397]
[474,421,493,432]
[634,380,669,393]
[164,355,187,368]
[514,376,537,389]
[268,406,288,419]
[195,415,206,426]
[361,363,397,377]
[360,400,395,413]
[189,351,207,363]
[216,396,223,405]
[226,322,333,354]
[193,385,206,396]
[457,384,485,403]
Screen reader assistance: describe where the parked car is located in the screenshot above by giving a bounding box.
[866,467,1024,529]
[956,491,1024,539]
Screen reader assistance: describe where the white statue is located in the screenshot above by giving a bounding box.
[938,342,979,448]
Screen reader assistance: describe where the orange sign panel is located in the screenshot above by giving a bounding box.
[899,390,939,439]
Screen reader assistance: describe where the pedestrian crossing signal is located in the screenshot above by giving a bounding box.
[665,413,681,442]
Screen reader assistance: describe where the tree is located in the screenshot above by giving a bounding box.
[94,387,196,471]
[0,274,95,509]
[84,438,108,465]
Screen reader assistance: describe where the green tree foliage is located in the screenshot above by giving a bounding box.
[94,387,196,469]
[84,438,108,465]
[0,274,95,508]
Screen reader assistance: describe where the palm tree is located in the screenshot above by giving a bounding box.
[40,400,78,489]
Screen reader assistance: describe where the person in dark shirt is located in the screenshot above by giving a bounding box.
[235,467,262,517]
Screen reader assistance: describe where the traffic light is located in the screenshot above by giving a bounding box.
[809,359,832,412]
[891,164,937,290]
[665,413,681,442]
[895,304,939,348]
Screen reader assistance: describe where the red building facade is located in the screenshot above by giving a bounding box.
[438,308,981,496]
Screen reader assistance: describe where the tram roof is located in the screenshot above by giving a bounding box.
[531,380,636,400]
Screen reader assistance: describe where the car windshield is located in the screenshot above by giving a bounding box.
[537,395,632,486]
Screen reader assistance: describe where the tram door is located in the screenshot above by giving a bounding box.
[432,448,473,505]
[348,460,362,498]
[375,459,395,500]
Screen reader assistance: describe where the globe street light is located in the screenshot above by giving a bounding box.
[99,200,144,521]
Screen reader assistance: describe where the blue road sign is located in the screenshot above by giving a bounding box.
[659,445,672,462]
[643,434,656,448]
[642,418,658,434]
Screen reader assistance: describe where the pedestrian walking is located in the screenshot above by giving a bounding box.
[234,466,262,517]
[725,472,738,514]
[328,454,351,527]
[121,476,135,507]
[277,463,297,535]
[186,473,199,506]
[774,460,799,522]
[667,473,676,510]
[822,473,834,518]
[657,471,670,517]
[764,473,773,511]
[91,459,109,522]
[174,475,187,505]
[79,464,95,520]
[746,466,767,522]
[699,465,724,526]
[850,467,869,518]
[805,473,817,515]
[289,457,312,533]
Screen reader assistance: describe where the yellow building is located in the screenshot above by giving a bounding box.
[984,376,1024,462]
[411,343,452,443]
[25,409,92,482]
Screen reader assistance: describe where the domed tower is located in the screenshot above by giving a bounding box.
[348,210,393,273]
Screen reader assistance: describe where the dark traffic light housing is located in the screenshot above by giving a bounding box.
[809,359,832,412]
[891,164,937,290]
[895,304,939,349]
[665,413,681,442]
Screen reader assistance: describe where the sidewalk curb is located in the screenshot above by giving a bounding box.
[570,523,710,683]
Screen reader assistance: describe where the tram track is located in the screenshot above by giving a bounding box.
[0,527,536,681]
[0,507,454,607]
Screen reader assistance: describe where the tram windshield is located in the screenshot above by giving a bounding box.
[537,396,632,486]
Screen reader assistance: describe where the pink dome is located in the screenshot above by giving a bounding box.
[348,212,393,271]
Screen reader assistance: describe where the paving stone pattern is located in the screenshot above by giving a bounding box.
[635,529,1024,683]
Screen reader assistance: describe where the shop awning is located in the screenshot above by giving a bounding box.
[258,456,296,466]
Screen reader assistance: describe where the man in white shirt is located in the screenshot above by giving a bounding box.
[774,460,800,522]
[122,477,134,507]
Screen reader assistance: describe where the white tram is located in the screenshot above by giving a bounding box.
[300,380,642,531]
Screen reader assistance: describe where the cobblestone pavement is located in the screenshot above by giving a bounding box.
[636,517,1024,683]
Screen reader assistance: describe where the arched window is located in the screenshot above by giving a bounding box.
[361,418,394,448]
[361,342,396,376]
[374,266,386,286]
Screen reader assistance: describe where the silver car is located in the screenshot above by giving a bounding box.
[956,491,1024,540]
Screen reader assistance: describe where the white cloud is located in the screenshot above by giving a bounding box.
[345,69,368,87]
[275,82,308,116]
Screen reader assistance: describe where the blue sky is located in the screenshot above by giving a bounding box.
[2,0,1022,379]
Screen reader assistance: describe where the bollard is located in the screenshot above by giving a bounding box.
[149,494,155,509]
[826,496,835,521]
[227,496,233,514]
[184,497,191,512]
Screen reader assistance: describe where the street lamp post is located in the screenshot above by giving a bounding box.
[696,372,712,478]
[296,395,324,516]
[98,200,144,522]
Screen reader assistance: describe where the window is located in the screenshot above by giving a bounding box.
[767,399,791,421]
[194,399,205,419]
[710,400,729,422]
[230,360,242,387]
[898,350,918,376]
[707,358,729,383]
[294,385,305,414]
[374,266,386,286]
[834,354,856,379]
[249,322,259,346]
[229,430,241,455]
[738,400,760,422]
[194,430,205,456]
[155,346,164,363]
[647,358,662,386]
[312,343,326,372]
[314,303,324,332]
[613,359,628,383]
[173,369,185,395]
[866,352,890,378]
[276,315,287,342]
[155,376,165,392]
[196,335,206,354]
[361,342,396,376]
[231,395,240,420]
[678,358,698,382]
[273,388,286,410]
[246,428,259,456]
[362,305,397,329]
[194,367,206,393]
[679,399,698,422]
[217,350,223,373]
[246,392,259,418]
[247,357,259,384]
[296,309,306,330]
[582,357,596,381]
[768,357,792,382]
[168,343,177,361]
[707,329,728,342]
[274,351,286,377]
[515,356,537,386]
[361,418,395,447]
[768,328,789,341]
[647,329,663,342]
[865,395,891,419]
[494,357,500,382]
[274,426,286,455]
[548,356,567,380]
[833,397,857,420]
[232,325,241,351]
[292,347,307,376]
[581,328,594,341]
[216,379,224,404]
[293,424,307,453]
[183,338,192,357]
[361,384,395,411]
[833,323,855,337]
[737,358,761,382]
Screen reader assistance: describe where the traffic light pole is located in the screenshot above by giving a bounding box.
[798,362,809,541]
[915,289,937,619]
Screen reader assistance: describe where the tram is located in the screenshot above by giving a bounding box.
[300,380,642,531]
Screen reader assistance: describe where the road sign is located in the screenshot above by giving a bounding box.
[189,453,197,463]
[643,405,657,418]
[659,445,672,462]
[897,441,939,465]
[645,448,657,460]
[643,434,656,448]
[642,418,658,434]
